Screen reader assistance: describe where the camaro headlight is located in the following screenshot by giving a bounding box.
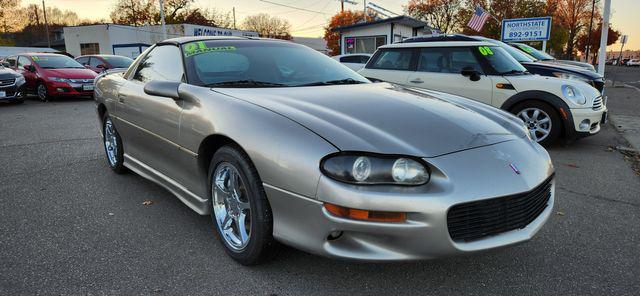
[49,77,70,83]
[321,153,430,185]
[561,85,586,105]
[553,72,591,83]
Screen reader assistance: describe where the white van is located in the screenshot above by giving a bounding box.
[359,41,606,146]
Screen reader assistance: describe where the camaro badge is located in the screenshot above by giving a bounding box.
[509,163,521,175]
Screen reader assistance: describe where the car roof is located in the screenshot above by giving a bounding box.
[20,52,67,57]
[159,36,284,45]
[76,54,128,58]
[333,53,372,57]
[381,41,493,49]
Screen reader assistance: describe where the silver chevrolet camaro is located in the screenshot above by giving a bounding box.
[94,36,555,265]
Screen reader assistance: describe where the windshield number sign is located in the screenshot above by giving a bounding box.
[478,46,494,56]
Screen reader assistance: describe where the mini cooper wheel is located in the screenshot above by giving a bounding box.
[37,82,49,102]
[102,114,126,173]
[512,101,561,146]
[209,146,278,265]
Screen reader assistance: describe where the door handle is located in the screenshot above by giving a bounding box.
[410,78,424,84]
[117,94,127,103]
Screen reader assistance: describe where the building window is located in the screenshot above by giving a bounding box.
[80,43,100,55]
[345,36,386,54]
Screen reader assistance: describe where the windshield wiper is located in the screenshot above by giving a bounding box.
[205,80,287,88]
[296,78,366,87]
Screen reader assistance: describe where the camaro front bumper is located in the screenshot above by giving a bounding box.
[264,139,555,261]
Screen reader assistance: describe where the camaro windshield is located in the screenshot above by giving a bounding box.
[182,40,370,87]
[478,46,529,75]
[32,55,84,69]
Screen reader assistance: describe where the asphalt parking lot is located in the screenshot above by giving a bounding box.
[1,67,639,295]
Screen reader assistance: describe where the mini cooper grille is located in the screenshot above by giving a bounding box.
[447,177,553,242]
[0,78,15,86]
[592,96,603,110]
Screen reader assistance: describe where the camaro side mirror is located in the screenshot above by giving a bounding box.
[144,80,181,100]
[461,67,481,82]
[24,64,36,72]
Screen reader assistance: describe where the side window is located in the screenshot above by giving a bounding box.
[340,56,363,63]
[132,45,184,83]
[76,57,89,65]
[417,47,481,74]
[89,57,103,67]
[369,49,413,70]
[17,56,32,68]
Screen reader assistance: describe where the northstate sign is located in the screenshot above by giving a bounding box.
[501,17,552,42]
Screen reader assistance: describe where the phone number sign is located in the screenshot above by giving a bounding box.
[501,17,552,42]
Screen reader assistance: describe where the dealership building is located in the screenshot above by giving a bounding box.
[332,16,434,55]
[63,23,258,58]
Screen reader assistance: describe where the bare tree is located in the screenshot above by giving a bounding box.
[242,13,291,39]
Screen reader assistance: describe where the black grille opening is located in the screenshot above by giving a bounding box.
[447,176,553,242]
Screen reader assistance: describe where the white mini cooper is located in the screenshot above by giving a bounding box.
[359,41,607,146]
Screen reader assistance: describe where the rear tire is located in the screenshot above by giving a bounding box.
[208,145,279,265]
[511,100,561,147]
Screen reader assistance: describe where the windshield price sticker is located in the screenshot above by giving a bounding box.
[184,42,236,57]
[501,17,552,42]
[478,46,494,56]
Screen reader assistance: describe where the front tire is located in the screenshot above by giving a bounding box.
[102,113,126,174]
[209,146,278,265]
[36,82,49,102]
[511,101,561,147]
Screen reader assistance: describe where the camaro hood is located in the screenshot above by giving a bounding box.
[41,68,97,79]
[214,83,524,157]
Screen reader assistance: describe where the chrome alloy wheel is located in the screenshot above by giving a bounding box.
[517,108,552,142]
[37,84,48,101]
[212,162,251,251]
[103,118,118,166]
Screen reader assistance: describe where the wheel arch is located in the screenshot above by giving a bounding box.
[501,90,574,138]
[197,134,250,183]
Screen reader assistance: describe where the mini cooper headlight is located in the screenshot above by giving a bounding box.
[561,85,586,105]
[321,153,430,185]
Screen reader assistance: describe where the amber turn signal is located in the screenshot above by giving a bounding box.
[324,203,406,223]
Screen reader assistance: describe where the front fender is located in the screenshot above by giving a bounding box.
[501,90,575,139]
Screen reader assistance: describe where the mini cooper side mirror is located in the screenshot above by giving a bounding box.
[144,80,181,100]
[461,67,481,82]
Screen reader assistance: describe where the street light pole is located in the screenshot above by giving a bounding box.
[597,0,611,75]
[159,0,167,40]
[42,0,50,48]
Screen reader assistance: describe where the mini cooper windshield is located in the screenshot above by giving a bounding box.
[478,46,529,75]
[181,40,369,87]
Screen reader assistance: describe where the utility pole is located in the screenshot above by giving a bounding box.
[585,0,597,63]
[341,0,344,12]
[617,35,628,64]
[233,7,236,29]
[597,0,611,75]
[364,0,367,16]
[42,0,50,48]
[159,0,167,40]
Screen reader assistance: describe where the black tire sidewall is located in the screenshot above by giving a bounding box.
[511,101,561,147]
[208,146,277,265]
[37,82,48,102]
[102,113,126,174]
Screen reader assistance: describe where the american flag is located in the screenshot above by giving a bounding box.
[467,6,491,32]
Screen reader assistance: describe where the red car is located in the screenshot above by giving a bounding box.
[76,54,134,73]
[4,53,97,101]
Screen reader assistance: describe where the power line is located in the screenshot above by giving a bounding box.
[259,0,331,15]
